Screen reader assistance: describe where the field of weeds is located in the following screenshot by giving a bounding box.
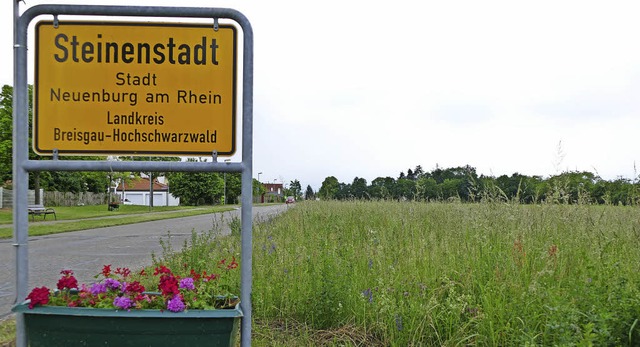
[246,201,640,346]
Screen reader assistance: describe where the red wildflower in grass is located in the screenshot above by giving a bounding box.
[227,257,238,270]
[102,264,112,277]
[57,270,78,290]
[202,271,219,282]
[139,269,146,276]
[190,269,201,281]
[158,275,180,296]
[115,267,131,278]
[217,259,227,269]
[26,286,50,309]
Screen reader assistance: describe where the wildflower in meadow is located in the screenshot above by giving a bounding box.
[395,314,403,331]
[362,288,373,303]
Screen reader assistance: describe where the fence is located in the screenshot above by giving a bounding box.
[44,191,119,207]
[0,188,117,207]
[0,188,43,208]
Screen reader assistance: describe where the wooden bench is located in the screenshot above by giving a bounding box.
[27,204,57,221]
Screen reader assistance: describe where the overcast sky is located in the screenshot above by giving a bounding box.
[2,0,640,191]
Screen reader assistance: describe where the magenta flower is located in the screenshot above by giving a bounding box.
[179,277,195,291]
[113,296,133,310]
[167,295,186,312]
[90,283,107,295]
[103,278,121,290]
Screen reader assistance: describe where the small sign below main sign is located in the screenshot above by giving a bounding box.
[34,21,237,156]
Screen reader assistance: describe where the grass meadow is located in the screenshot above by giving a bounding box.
[160,200,640,346]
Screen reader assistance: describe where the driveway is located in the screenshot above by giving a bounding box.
[0,204,289,319]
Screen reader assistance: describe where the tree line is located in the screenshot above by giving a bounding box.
[317,165,640,205]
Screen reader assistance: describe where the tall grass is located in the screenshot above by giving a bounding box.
[250,201,640,346]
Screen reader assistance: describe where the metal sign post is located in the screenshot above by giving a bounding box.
[13,5,253,347]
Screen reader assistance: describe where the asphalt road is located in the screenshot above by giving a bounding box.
[0,204,289,319]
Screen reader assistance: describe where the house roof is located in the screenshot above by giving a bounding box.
[116,177,168,191]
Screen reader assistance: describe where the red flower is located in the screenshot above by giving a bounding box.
[57,270,78,290]
[102,264,112,277]
[158,275,180,296]
[125,281,146,294]
[154,265,172,276]
[217,259,227,269]
[189,269,201,281]
[227,257,239,270]
[203,272,219,282]
[115,267,131,278]
[26,286,50,309]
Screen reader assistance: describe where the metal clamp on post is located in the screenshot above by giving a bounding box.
[53,14,59,28]
[212,150,218,163]
[213,17,219,31]
[52,148,59,160]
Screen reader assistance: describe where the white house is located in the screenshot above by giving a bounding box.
[116,177,180,206]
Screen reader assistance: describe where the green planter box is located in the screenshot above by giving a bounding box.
[13,302,242,347]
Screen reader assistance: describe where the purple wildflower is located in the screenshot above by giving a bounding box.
[167,295,186,312]
[103,278,121,290]
[90,283,107,295]
[113,296,133,310]
[395,314,403,331]
[179,278,195,291]
[362,288,373,303]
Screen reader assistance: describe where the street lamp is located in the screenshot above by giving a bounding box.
[258,172,263,183]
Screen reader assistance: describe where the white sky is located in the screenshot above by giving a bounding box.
[2,0,640,191]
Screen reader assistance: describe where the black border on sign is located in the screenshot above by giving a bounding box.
[34,20,238,157]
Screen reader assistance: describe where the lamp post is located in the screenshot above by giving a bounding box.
[258,172,262,183]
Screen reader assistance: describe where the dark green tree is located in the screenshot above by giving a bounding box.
[253,178,266,201]
[305,184,315,200]
[169,172,223,205]
[369,177,395,199]
[351,177,368,199]
[318,176,339,200]
[335,182,352,200]
[416,176,438,201]
[223,173,241,204]
[288,179,302,200]
[0,85,13,184]
[395,178,416,200]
